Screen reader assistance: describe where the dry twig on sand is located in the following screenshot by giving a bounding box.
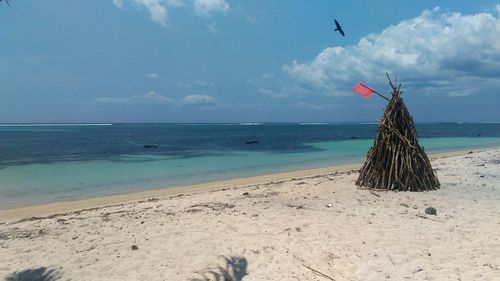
[301,263,336,280]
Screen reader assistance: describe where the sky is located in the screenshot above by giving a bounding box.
[1,0,499,123]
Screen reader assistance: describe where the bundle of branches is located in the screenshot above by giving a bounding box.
[356,76,440,191]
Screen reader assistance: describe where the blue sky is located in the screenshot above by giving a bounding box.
[1,0,499,123]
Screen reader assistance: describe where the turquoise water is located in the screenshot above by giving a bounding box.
[1,135,500,209]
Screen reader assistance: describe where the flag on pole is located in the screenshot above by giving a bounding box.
[353,82,374,99]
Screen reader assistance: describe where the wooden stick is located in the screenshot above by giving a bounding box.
[301,264,336,281]
[372,89,391,102]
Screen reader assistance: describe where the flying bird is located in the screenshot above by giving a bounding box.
[334,19,345,37]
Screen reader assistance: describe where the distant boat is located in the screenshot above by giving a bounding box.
[143,144,158,148]
[245,140,259,144]
[350,136,359,139]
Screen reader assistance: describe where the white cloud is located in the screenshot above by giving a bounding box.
[179,83,193,88]
[284,7,500,97]
[257,88,289,98]
[181,94,216,105]
[113,0,169,26]
[193,0,229,17]
[294,102,325,110]
[139,91,172,103]
[206,22,219,33]
[96,92,216,106]
[258,88,274,96]
[147,72,159,79]
[246,15,258,23]
[113,0,125,8]
[179,80,214,88]
[96,91,173,104]
[141,0,168,26]
[113,0,229,26]
[167,0,184,7]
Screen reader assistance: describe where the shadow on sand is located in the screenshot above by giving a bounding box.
[4,267,63,281]
[191,256,248,281]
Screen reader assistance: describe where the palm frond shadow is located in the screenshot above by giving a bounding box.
[191,256,248,281]
[5,267,63,281]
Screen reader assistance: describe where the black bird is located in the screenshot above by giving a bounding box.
[334,19,345,37]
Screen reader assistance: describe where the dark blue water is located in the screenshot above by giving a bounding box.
[1,123,499,168]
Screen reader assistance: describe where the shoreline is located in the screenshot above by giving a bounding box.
[1,146,499,280]
[0,147,492,223]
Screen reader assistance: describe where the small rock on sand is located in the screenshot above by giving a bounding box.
[425,207,437,216]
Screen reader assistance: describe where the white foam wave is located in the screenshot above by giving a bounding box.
[239,123,262,125]
[0,123,113,127]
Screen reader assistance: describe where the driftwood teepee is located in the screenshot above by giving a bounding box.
[356,75,440,191]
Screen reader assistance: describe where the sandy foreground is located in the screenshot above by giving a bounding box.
[1,148,499,281]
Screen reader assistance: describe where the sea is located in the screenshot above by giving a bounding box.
[1,122,500,209]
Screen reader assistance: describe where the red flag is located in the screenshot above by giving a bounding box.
[353,82,374,99]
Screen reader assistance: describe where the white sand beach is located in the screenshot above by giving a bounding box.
[1,148,499,280]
